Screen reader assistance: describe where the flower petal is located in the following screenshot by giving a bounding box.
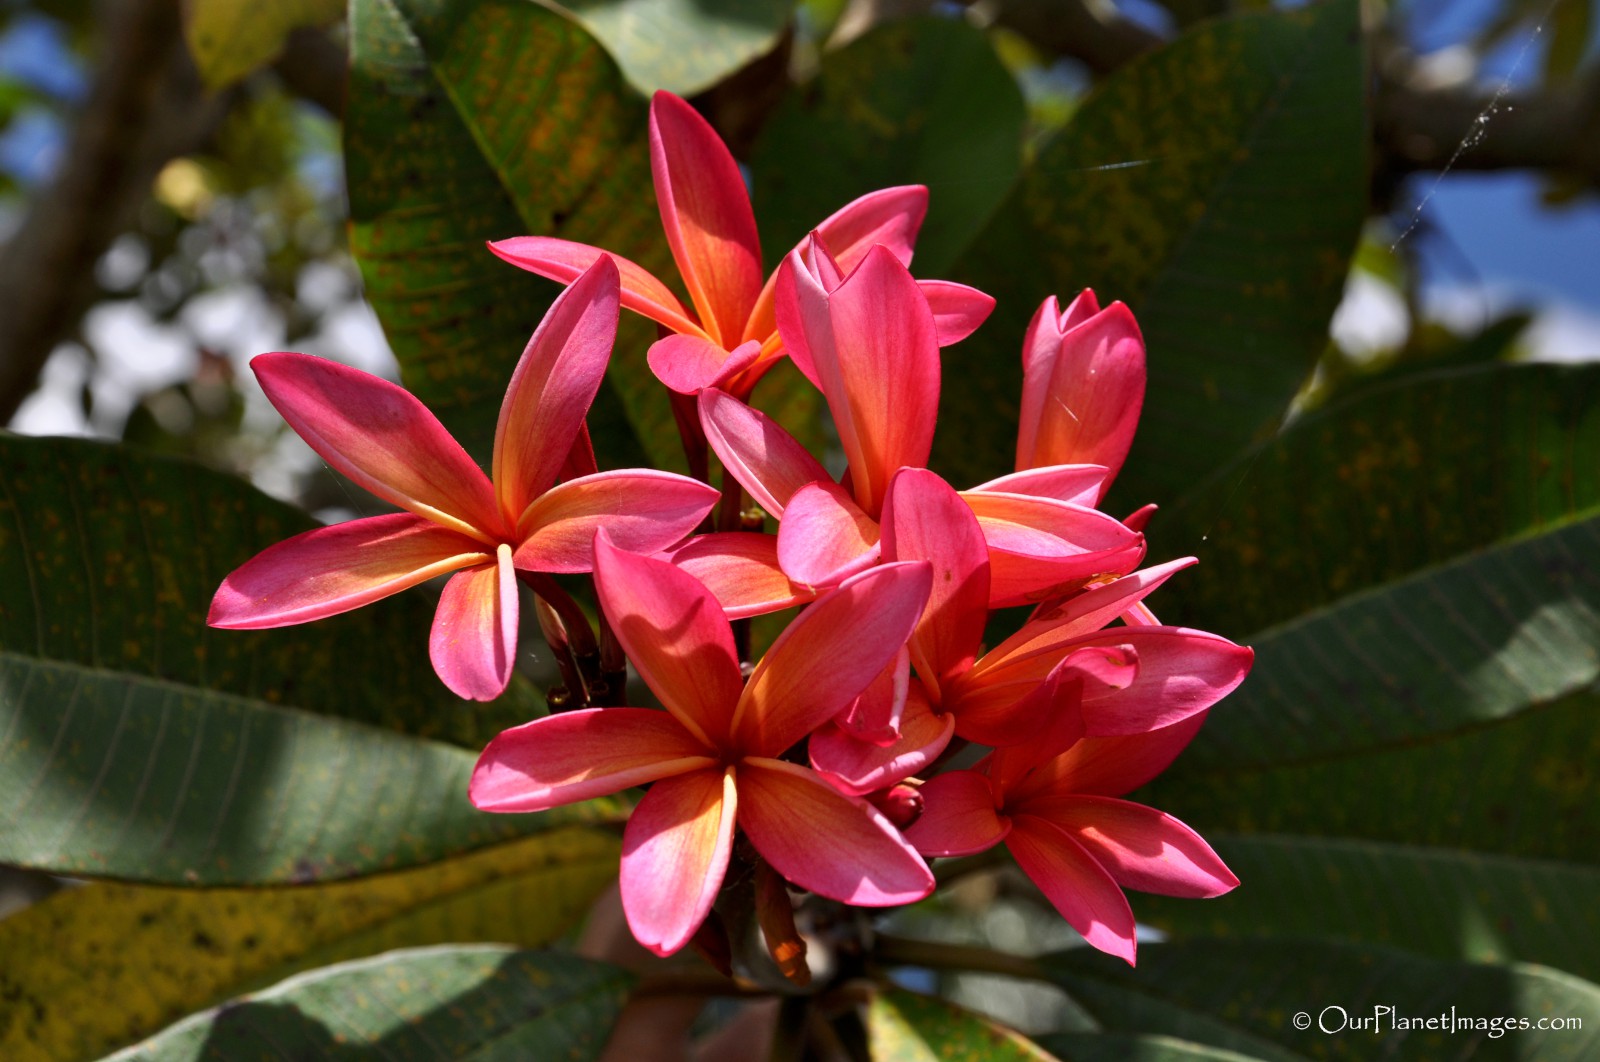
[648,335,764,395]
[776,242,939,517]
[487,237,706,338]
[733,560,932,758]
[592,534,745,747]
[1019,795,1238,899]
[429,545,518,701]
[991,558,1196,660]
[837,646,910,747]
[738,758,933,905]
[494,257,620,522]
[968,465,1109,508]
[469,707,717,812]
[744,185,929,348]
[209,513,486,629]
[514,469,719,572]
[650,91,763,347]
[622,767,738,956]
[1007,814,1138,964]
[903,770,1009,857]
[251,353,502,541]
[776,480,881,589]
[918,279,994,346]
[1017,714,1209,800]
[662,532,817,618]
[882,468,989,700]
[699,387,830,517]
[811,681,954,795]
[963,491,1144,607]
[1016,297,1145,494]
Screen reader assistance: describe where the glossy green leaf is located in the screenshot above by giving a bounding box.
[553,0,795,96]
[105,946,632,1061]
[751,17,1026,276]
[0,652,621,883]
[865,988,1058,1061]
[0,434,533,747]
[0,829,617,1062]
[1138,835,1600,984]
[1046,938,1600,1061]
[183,0,343,90]
[935,0,1365,501]
[346,0,661,468]
[1162,363,1600,636]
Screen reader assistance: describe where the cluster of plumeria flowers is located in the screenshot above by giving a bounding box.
[211,91,1251,972]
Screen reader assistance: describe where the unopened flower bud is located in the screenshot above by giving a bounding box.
[869,783,924,830]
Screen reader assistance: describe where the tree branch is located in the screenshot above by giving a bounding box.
[0,0,232,425]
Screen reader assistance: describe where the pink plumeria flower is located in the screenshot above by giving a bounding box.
[679,240,1143,612]
[1017,290,1146,503]
[906,716,1239,965]
[470,534,935,956]
[808,468,1253,794]
[209,260,719,701]
[488,91,992,399]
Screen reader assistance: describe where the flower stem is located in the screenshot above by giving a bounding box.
[871,935,1050,983]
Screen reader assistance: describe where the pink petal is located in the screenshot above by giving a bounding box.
[903,770,1009,857]
[469,707,717,812]
[881,468,989,701]
[989,558,1197,660]
[737,758,934,905]
[963,492,1144,607]
[733,561,932,758]
[1123,503,1158,533]
[622,767,738,956]
[209,513,487,629]
[952,646,1089,751]
[960,628,1253,737]
[650,92,763,348]
[968,465,1109,508]
[1007,814,1138,964]
[493,258,620,523]
[592,535,744,748]
[561,422,599,481]
[662,532,817,618]
[487,237,706,338]
[1018,795,1238,898]
[513,469,719,572]
[918,279,994,346]
[1015,714,1209,800]
[811,681,955,795]
[744,185,929,348]
[251,353,504,542]
[429,545,518,701]
[1056,289,1103,332]
[775,243,939,518]
[647,335,763,395]
[699,387,830,518]
[837,646,910,746]
[776,480,881,589]
[1016,298,1145,495]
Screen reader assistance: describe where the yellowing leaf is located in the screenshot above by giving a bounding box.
[866,988,1060,1062]
[0,827,619,1062]
[183,0,344,91]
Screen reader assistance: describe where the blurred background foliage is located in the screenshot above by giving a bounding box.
[2,0,1599,1058]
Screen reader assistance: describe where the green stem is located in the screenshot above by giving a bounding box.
[872,935,1050,983]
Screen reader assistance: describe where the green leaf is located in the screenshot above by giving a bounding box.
[935,0,1366,502]
[346,0,660,469]
[1045,938,1600,1061]
[865,988,1058,1061]
[0,433,532,745]
[105,946,632,1061]
[0,829,617,1062]
[183,0,344,91]
[1162,363,1600,636]
[751,17,1026,277]
[0,652,622,883]
[1138,835,1600,984]
[552,0,795,96]
[1039,1034,1283,1062]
